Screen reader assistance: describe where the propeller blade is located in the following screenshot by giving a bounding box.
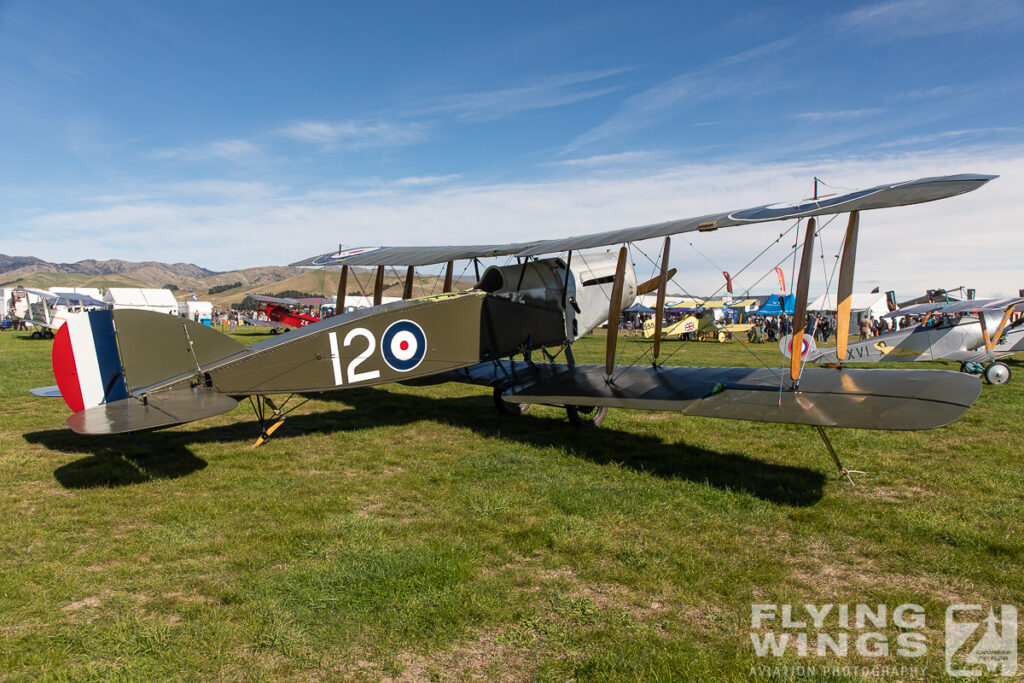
[605,246,629,377]
[653,237,671,359]
[790,218,816,381]
[835,211,859,362]
[637,267,677,295]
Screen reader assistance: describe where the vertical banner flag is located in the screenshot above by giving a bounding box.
[774,267,786,292]
[723,271,733,294]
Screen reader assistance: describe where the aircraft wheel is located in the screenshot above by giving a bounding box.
[44,329,54,339]
[31,331,41,339]
[566,404,607,428]
[960,361,982,375]
[493,384,529,416]
[984,362,1011,386]
[270,328,279,335]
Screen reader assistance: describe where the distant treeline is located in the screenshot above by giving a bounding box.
[208,281,243,295]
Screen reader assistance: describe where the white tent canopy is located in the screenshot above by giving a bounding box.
[104,288,179,315]
[809,292,890,327]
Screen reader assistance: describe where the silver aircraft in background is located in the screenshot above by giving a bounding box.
[809,298,1024,385]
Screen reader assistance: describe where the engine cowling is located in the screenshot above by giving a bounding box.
[475,251,637,342]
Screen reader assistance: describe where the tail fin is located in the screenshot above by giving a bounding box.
[53,310,130,413]
[111,309,245,392]
[52,309,246,424]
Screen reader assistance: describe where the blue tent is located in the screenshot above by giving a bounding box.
[624,302,655,314]
[755,294,795,315]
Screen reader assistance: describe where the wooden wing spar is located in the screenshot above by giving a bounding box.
[291,174,994,268]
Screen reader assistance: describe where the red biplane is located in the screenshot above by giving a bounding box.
[242,294,333,334]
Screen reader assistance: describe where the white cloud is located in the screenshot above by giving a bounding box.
[546,151,658,168]
[840,0,1024,38]
[566,38,799,151]
[12,147,1024,297]
[149,138,262,162]
[394,175,460,187]
[277,120,428,149]
[795,109,883,122]
[419,68,630,122]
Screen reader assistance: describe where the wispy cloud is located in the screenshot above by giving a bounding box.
[394,174,460,186]
[839,0,1024,38]
[795,108,883,122]
[149,138,263,162]
[278,120,429,149]
[420,68,631,122]
[879,126,1024,148]
[566,38,799,151]
[546,151,658,168]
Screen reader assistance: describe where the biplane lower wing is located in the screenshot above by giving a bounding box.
[444,360,981,430]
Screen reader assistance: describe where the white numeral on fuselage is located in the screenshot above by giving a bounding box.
[342,328,381,384]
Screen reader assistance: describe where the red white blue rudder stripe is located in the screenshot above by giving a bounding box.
[52,310,129,413]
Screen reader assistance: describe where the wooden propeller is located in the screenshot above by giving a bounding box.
[790,218,816,381]
[653,237,671,360]
[605,246,629,378]
[637,267,676,295]
[835,211,859,362]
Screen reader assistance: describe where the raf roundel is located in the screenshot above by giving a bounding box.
[382,319,427,372]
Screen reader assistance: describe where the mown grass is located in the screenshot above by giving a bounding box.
[0,327,1021,681]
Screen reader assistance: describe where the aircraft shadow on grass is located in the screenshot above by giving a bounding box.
[27,388,824,506]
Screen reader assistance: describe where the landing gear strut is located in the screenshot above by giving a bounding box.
[815,425,864,485]
[249,394,309,448]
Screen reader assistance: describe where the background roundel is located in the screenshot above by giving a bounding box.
[382,319,427,372]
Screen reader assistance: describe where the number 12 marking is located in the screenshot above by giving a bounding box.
[327,329,382,386]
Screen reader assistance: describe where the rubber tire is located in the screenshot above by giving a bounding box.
[31,330,41,339]
[493,385,529,416]
[44,329,54,339]
[984,362,1011,386]
[270,328,279,335]
[566,404,608,428]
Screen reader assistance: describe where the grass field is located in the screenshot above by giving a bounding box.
[1,327,1021,681]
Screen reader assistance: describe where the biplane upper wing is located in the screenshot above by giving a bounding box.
[292,174,994,268]
[883,297,1024,318]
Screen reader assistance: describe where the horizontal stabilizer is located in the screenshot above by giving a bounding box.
[30,385,62,398]
[450,361,981,430]
[65,388,238,435]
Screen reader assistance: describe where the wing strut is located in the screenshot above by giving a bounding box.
[605,246,628,379]
[336,265,349,311]
[835,211,859,362]
[653,237,671,360]
[403,266,415,300]
[443,261,454,293]
[373,266,385,306]
[790,218,816,381]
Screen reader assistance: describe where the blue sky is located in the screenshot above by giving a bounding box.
[2,0,1023,296]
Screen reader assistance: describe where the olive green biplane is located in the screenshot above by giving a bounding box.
[39,174,995,473]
